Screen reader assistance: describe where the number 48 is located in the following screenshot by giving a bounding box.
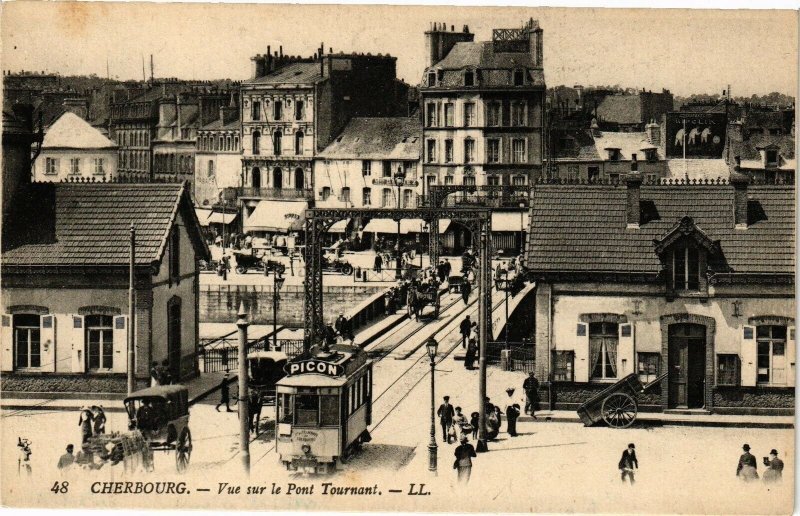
[51,481,69,494]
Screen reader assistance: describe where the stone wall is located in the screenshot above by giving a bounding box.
[541,382,662,411]
[1,373,130,394]
[713,386,795,409]
[200,284,386,325]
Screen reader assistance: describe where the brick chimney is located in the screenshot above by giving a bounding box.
[626,157,642,229]
[645,120,660,147]
[62,98,89,120]
[730,156,749,229]
[424,22,474,68]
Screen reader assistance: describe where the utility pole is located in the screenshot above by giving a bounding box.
[141,56,146,83]
[237,302,250,475]
[150,54,154,83]
[128,225,136,395]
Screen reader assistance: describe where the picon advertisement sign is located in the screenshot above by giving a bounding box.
[665,112,727,158]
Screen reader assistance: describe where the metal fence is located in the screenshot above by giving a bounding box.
[355,267,420,282]
[199,337,305,373]
[485,340,536,373]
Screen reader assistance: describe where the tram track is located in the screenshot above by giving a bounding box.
[248,291,506,467]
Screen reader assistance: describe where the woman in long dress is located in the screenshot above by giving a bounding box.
[78,408,94,443]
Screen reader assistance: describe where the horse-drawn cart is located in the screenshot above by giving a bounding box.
[409,283,440,319]
[576,372,667,428]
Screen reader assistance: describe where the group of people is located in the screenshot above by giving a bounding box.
[459,316,479,369]
[78,405,107,444]
[150,360,175,386]
[323,313,355,349]
[737,443,784,484]
[385,272,440,319]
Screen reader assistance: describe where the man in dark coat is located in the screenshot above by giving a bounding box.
[215,373,233,412]
[407,287,419,320]
[437,396,455,442]
[461,279,471,305]
[763,449,784,483]
[454,435,477,484]
[459,316,471,348]
[737,443,759,481]
[523,372,540,417]
[374,253,383,273]
[506,403,521,437]
[618,443,638,484]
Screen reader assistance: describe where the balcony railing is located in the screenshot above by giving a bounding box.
[234,187,314,200]
[418,185,531,208]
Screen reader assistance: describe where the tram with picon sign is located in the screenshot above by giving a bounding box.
[275,345,373,474]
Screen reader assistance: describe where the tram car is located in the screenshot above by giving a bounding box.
[275,345,373,474]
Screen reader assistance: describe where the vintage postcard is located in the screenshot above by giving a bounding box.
[0,2,796,514]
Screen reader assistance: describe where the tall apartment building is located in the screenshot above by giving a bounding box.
[419,19,546,196]
[239,46,408,235]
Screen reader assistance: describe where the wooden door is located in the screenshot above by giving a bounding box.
[668,324,706,409]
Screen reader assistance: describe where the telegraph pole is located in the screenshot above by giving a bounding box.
[476,222,489,453]
[127,225,136,395]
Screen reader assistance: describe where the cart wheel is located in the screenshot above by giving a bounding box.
[601,393,637,428]
[176,428,192,472]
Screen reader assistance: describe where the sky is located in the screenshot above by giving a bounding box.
[1,3,797,97]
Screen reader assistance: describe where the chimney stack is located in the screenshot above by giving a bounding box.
[645,120,661,147]
[625,165,643,229]
[731,156,749,229]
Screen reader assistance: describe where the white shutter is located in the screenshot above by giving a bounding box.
[1,315,13,372]
[740,325,756,387]
[112,316,128,373]
[71,315,85,373]
[787,326,795,388]
[40,315,56,373]
[618,323,635,377]
[574,322,589,382]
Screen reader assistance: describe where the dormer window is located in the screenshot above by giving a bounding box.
[464,70,475,87]
[513,69,525,86]
[670,245,700,292]
[653,217,720,298]
[765,149,779,168]
[427,71,436,87]
[606,148,621,161]
[644,148,657,162]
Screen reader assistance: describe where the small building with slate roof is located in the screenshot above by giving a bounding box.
[1,179,210,396]
[32,111,118,182]
[523,171,794,415]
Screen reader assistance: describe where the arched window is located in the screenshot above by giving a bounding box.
[295,131,304,156]
[251,167,261,189]
[208,160,215,178]
[273,131,282,156]
[294,167,304,190]
[273,168,283,189]
[252,131,261,155]
[274,100,283,121]
[226,136,232,151]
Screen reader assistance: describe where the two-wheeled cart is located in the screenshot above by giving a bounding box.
[576,372,668,428]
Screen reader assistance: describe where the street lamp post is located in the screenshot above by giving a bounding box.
[236,302,250,475]
[426,337,438,474]
[273,273,285,350]
[393,167,406,280]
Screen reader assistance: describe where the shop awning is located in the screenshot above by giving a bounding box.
[195,208,212,227]
[362,218,450,235]
[327,218,351,233]
[491,212,529,232]
[244,200,307,233]
[207,211,238,225]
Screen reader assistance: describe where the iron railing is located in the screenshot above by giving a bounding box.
[485,340,536,373]
[199,336,305,373]
[232,187,314,200]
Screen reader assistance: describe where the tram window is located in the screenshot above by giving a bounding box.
[296,395,318,426]
[280,393,293,423]
[320,395,339,426]
[350,386,356,415]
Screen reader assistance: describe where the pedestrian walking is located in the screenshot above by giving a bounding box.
[215,373,233,412]
[374,253,383,273]
[763,449,784,484]
[618,443,638,485]
[737,444,759,481]
[523,371,540,418]
[249,389,262,434]
[461,278,471,305]
[407,287,419,320]
[506,404,521,437]
[469,412,479,440]
[454,435,477,484]
[459,316,471,348]
[91,406,106,436]
[57,444,75,472]
[335,313,354,343]
[437,396,455,442]
[78,407,93,444]
[464,339,477,370]
[453,406,468,441]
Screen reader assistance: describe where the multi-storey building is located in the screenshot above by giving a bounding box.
[32,112,118,182]
[195,97,241,207]
[419,19,546,195]
[240,46,409,236]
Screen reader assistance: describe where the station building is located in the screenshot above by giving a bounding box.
[524,169,794,415]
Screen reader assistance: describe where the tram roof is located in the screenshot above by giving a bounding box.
[247,351,289,362]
